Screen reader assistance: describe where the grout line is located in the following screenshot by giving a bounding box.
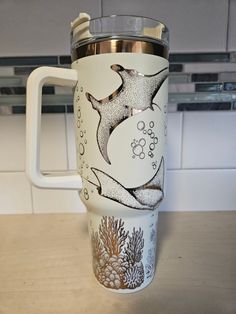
[226,0,231,51]
[101,0,104,16]
[180,112,184,169]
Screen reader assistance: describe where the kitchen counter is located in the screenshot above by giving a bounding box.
[0,212,235,314]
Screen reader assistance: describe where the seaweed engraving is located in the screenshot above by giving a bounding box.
[145,248,156,279]
[91,216,145,290]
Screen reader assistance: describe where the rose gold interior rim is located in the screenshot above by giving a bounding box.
[72,39,169,60]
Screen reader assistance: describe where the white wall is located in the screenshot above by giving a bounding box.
[0,0,232,55]
[0,0,101,56]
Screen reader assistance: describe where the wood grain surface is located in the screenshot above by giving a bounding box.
[0,212,235,314]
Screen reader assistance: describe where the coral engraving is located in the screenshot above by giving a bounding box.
[91,157,164,210]
[145,228,157,279]
[91,216,144,290]
[86,64,168,163]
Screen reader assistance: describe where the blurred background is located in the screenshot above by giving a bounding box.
[0,0,235,214]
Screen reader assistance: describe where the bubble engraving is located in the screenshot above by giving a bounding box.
[131,120,159,160]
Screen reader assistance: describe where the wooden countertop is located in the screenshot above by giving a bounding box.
[0,212,235,314]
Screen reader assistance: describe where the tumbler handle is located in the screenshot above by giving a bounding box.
[26,66,82,190]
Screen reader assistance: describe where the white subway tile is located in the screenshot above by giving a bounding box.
[228,0,236,51]
[182,112,236,169]
[40,114,68,171]
[0,114,68,172]
[0,173,32,214]
[66,114,77,170]
[103,0,228,52]
[0,115,25,171]
[32,185,86,213]
[167,113,182,169]
[159,169,236,211]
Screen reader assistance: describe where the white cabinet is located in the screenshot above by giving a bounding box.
[0,0,230,55]
[103,0,229,52]
[0,0,101,56]
[228,0,236,51]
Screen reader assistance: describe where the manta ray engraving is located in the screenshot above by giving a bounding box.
[86,64,168,164]
[91,157,164,210]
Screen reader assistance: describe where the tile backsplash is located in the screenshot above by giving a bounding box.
[2,52,236,113]
[0,0,235,213]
